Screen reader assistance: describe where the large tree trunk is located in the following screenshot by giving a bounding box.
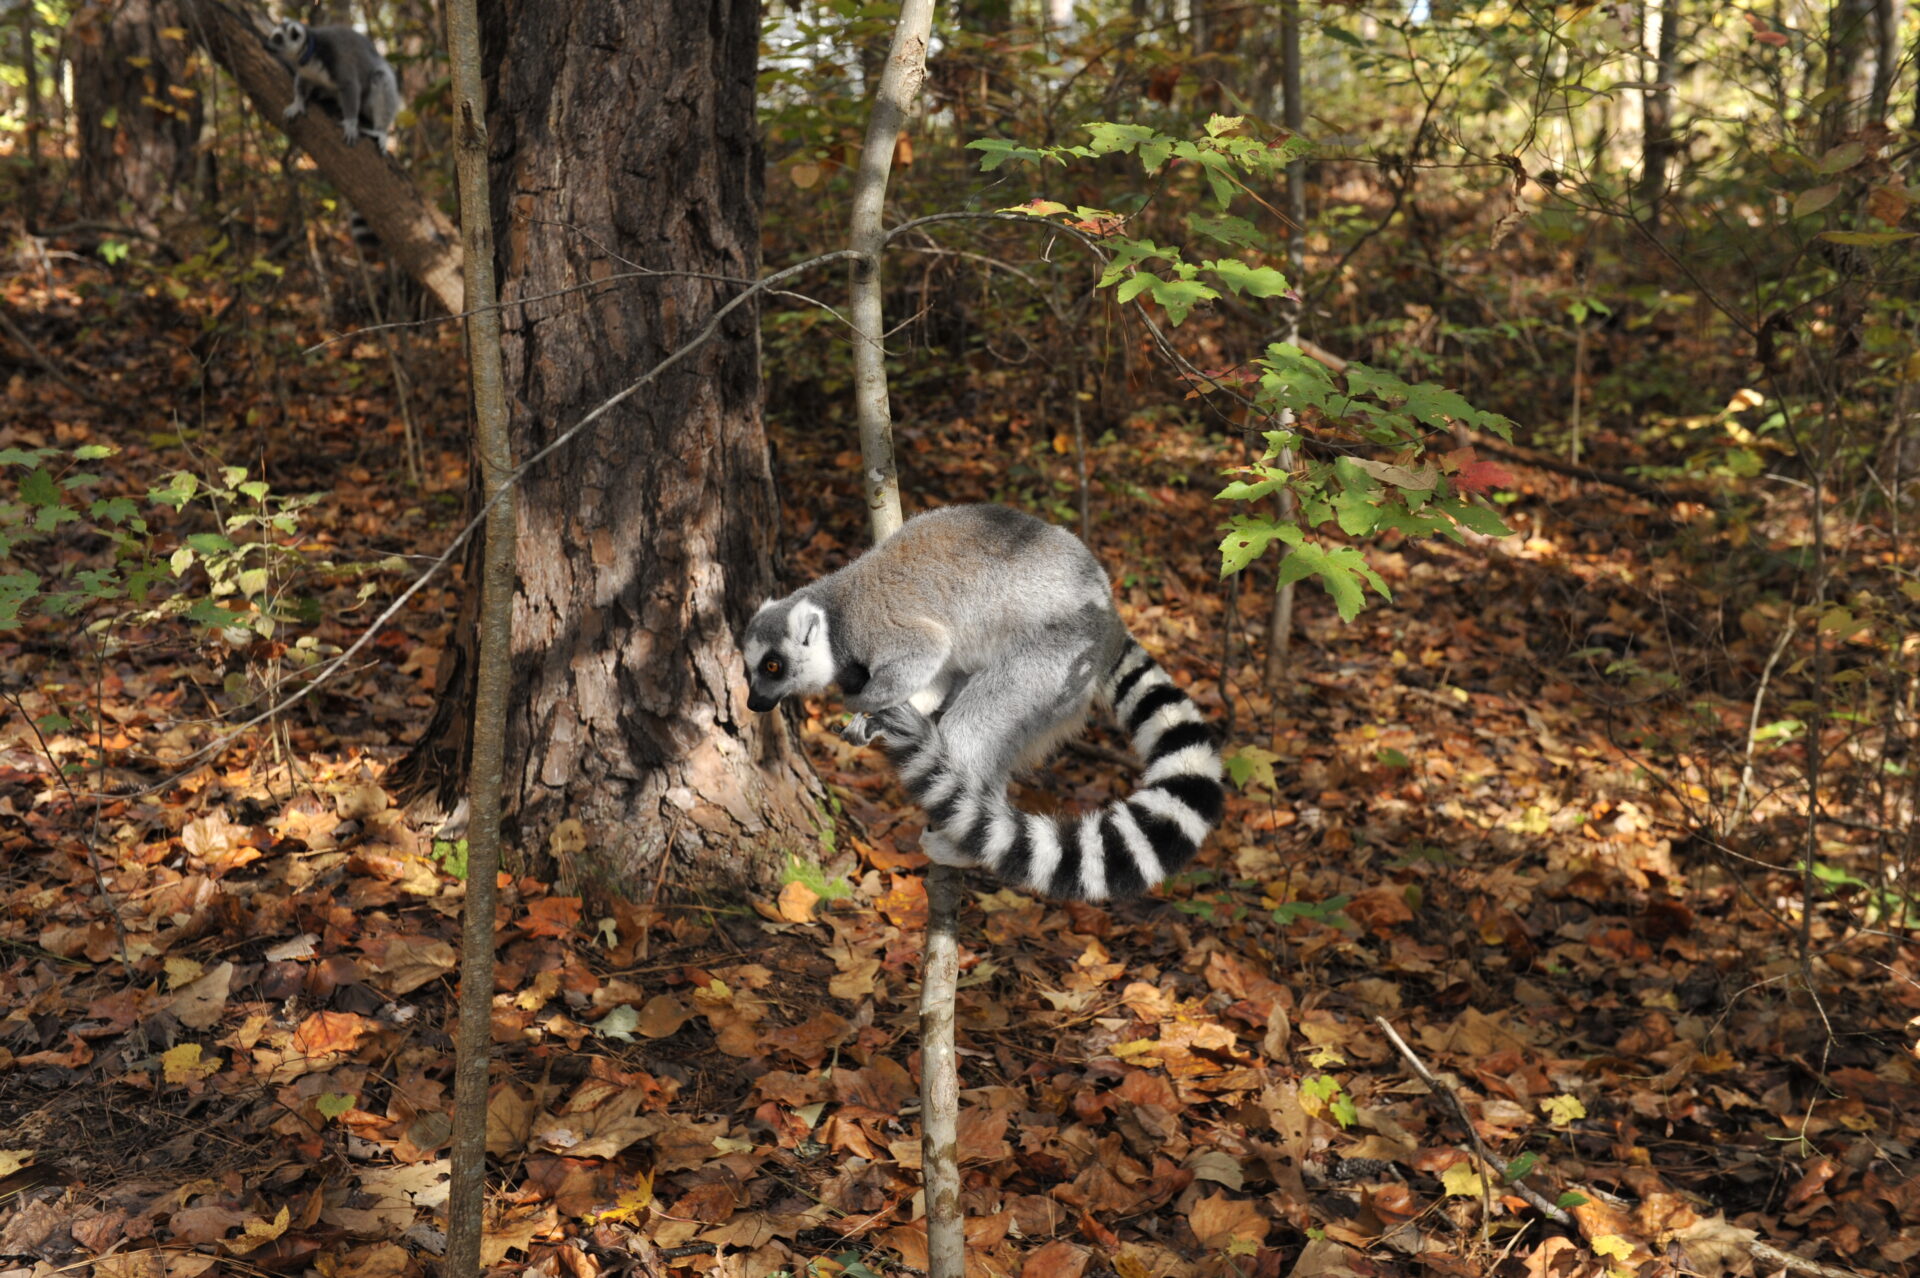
[71,0,204,227]
[399,0,822,897]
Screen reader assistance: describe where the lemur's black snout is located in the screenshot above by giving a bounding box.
[746,691,779,713]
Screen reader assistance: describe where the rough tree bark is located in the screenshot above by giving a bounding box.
[398,0,822,894]
[71,0,204,226]
[178,0,463,313]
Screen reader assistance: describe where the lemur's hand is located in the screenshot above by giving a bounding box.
[839,713,878,747]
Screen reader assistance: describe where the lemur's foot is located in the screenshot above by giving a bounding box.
[921,828,977,868]
[872,705,933,742]
[842,705,932,747]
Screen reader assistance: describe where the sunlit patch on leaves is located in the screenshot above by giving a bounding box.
[1440,1161,1491,1197]
[161,1043,220,1084]
[430,838,469,879]
[1543,1094,1587,1126]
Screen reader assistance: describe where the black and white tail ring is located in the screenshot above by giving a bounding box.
[873,639,1224,901]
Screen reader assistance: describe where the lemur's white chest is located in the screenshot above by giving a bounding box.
[294,61,338,91]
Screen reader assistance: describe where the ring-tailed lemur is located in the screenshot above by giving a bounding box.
[742,504,1223,901]
[264,19,400,149]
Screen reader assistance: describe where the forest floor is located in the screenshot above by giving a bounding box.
[1,244,1916,1278]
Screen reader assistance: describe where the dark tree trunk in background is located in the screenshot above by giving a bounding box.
[401,0,822,896]
[1866,0,1900,121]
[1636,0,1679,223]
[72,0,204,225]
[1819,0,1876,144]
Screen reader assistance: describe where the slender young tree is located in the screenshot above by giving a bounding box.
[399,0,823,891]
[1636,0,1680,223]
[440,0,513,1266]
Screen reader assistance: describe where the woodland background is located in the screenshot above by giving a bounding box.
[0,1,1918,1277]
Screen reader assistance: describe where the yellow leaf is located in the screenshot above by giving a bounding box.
[1591,1234,1635,1261]
[227,1205,289,1255]
[164,956,205,990]
[1111,1039,1158,1058]
[789,163,821,189]
[1543,1094,1587,1126]
[162,1042,220,1083]
[587,1172,655,1225]
[0,1150,31,1177]
[1440,1162,1490,1197]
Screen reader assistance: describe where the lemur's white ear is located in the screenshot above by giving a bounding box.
[790,599,824,647]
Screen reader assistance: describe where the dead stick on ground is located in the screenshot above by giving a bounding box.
[1377,1017,1875,1278]
[0,305,102,405]
[1373,1016,1573,1226]
[1749,1241,1874,1278]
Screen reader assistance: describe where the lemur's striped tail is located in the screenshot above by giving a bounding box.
[881,639,1224,901]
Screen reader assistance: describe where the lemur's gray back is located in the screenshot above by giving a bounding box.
[805,505,1126,673]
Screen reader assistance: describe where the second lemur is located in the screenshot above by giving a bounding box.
[264,19,400,148]
[742,504,1223,901]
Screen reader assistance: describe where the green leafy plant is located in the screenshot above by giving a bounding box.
[969,115,1521,618]
[1303,1073,1358,1128]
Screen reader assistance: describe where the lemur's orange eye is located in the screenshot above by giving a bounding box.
[762,658,782,676]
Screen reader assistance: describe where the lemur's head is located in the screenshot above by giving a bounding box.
[742,596,833,712]
[265,20,308,62]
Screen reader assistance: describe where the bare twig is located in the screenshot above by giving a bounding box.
[1732,615,1797,829]
[1748,1240,1873,1278]
[920,863,965,1278]
[442,6,514,1275]
[0,305,103,404]
[1373,1016,1574,1226]
[0,690,131,967]
[847,0,932,543]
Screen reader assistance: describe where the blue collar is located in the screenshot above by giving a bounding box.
[298,30,317,66]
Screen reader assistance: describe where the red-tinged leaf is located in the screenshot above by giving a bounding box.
[1453,458,1516,495]
[1754,29,1788,45]
[523,895,584,938]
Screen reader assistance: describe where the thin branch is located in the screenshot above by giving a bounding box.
[847,0,932,543]
[0,305,103,404]
[1732,615,1797,829]
[441,1,513,1268]
[1373,1016,1574,1226]
[0,690,131,967]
